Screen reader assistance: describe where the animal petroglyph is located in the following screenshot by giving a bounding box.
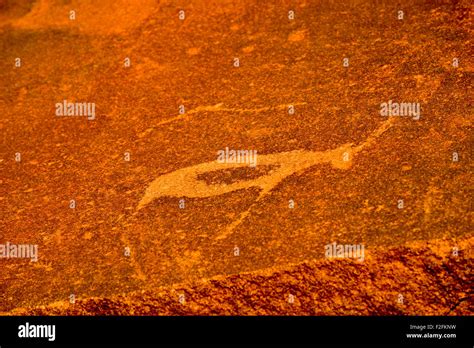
[138,118,395,239]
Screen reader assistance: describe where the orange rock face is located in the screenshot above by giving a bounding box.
[0,0,472,315]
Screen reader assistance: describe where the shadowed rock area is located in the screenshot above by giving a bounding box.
[5,237,473,315]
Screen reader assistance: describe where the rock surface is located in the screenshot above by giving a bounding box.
[0,0,472,315]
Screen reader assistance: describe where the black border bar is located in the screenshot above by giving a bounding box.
[0,316,472,346]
